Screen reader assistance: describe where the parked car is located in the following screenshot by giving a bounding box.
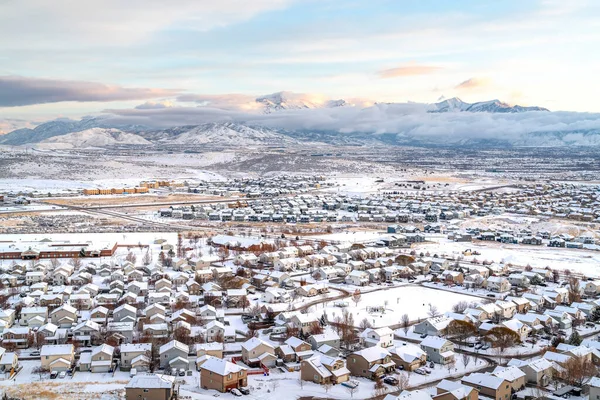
[421,367,432,374]
[467,343,475,348]
[342,380,360,389]
[239,387,250,395]
[59,371,67,379]
[230,389,242,397]
[474,343,483,350]
[420,333,428,339]
[414,368,426,375]
[178,369,186,376]
[30,351,40,357]
[50,371,58,379]
[481,344,490,350]
[383,376,398,385]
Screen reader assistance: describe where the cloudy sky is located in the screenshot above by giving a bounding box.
[1,0,599,132]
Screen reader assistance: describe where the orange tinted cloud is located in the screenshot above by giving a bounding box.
[455,77,491,90]
[379,64,442,78]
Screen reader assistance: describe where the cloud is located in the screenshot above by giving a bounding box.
[0,76,180,107]
[455,77,492,90]
[379,64,443,79]
[176,93,259,111]
[0,0,296,48]
[100,100,600,145]
[135,100,174,110]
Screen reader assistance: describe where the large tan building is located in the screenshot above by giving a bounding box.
[125,374,176,400]
[200,356,247,393]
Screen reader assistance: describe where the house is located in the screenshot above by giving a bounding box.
[414,316,453,337]
[390,343,427,371]
[20,307,48,326]
[125,374,176,400]
[314,266,339,280]
[495,301,517,319]
[486,277,511,293]
[300,355,350,384]
[107,321,135,344]
[144,323,169,338]
[159,340,190,370]
[114,304,138,323]
[205,321,225,342]
[360,327,394,348]
[508,273,530,288]
[195,343,224,359]
[289,313,319,335]
[199,356,248,393]
[72,320,102,346]
[345,270,369,286]
[308,332,341,350]
[509,357,553,386]
[461,373,511,400]
[50,304,78,328]
[0,352,18,372]
[506,296,531,314]
[584,280,600,296]
[81,344,115,373]
[1,327,30,349]
[121,343,152,371]
[241,337,276,368]
[90,306,109,324]
[434,379,478,400]
[41,344,75,372]
[491,366,526,392]
[347,347,394,379]
[420,336,455,365]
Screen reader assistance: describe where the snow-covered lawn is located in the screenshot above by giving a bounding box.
[414,238,600,277]
[320,285,481,328]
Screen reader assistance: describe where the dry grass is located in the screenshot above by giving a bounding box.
[40,193,224,207]
[2,381,127,400]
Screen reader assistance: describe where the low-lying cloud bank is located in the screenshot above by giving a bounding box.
[102,102,600,141]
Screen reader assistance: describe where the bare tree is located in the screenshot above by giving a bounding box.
[346,385,359,398]
[427,304,440,318]
[395,372,410,392]
[401,314,410,335]
[271,380,280,392]
[351,289,362,307]
[452,301,469,314]
[462,352,472,370]
[324,382,333,395]
[32,366,50,380]
[561,355,597,387]
[142,250,152,266]
[567,277,581,304]
[359,318,372,331]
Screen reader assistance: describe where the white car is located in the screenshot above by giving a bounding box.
[414,368,426,375]
[230,389,242,397]
[58,371,67,379]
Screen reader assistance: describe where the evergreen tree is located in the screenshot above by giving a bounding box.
[568,330,582,346]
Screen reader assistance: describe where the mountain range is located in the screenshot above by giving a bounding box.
[430,97,549,113]
[2,96,599,148]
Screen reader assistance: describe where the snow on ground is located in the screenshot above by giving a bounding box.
[308,230,389,243]
[321,285,481,327]
[415,238,600,277]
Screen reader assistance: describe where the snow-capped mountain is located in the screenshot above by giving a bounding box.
[145,122,298,146]
[430,97,549,113]
[36,128,151,149]
[256,91,348,114]
[0,116,147,145]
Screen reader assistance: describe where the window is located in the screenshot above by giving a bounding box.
[143,389,149,393]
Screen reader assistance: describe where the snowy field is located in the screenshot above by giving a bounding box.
[415,238,600,277]
[320,285,481,328]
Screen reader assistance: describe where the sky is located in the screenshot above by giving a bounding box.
[1,0,600,133]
